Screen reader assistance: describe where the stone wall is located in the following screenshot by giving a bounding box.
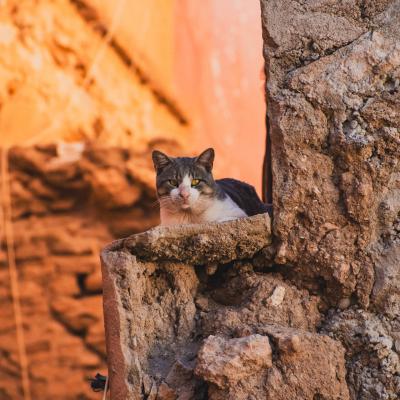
[261,0,400,309]
[0,144,164,399]
[260,0,400,398]
[101,215,353,400]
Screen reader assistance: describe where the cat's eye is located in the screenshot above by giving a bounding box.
[168,179,178,187]
[191,179,200,187]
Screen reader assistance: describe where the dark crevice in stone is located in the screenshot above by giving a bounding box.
[287,30,371,77]
[76,273,87,293]
[262,114,273,204]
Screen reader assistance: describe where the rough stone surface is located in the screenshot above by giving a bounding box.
[261,0,400,308]
[260,1,400,399]
[0,145,160,399]
[123,213,272,264]
[199,271,320,336]
[101,217,350,400]
[195,334,272,389]
[262,326,350,400]
[323,309,400,400]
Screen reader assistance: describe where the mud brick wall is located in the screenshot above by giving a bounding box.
[0,0,187,148]
[0,144,163,399]
[0,0,188,396]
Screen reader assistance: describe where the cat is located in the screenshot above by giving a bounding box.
[152,148,271,226]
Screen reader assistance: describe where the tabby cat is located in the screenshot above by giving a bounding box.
[152,148,271,225]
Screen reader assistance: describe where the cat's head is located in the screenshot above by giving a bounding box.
[152,148,216,213]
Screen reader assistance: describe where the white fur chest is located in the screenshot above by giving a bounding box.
[202,195,247,223]
[160,195,247,226]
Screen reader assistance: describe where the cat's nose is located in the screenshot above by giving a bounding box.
[179,188,190,199]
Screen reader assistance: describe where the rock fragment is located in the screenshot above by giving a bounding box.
[268,285,286,306]
[195,334,272,389]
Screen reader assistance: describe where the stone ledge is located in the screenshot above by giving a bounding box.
[100,214,272,399]
[100,213,351,400]
[122,213,272,264]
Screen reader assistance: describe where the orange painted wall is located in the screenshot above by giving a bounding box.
[173,0,266,192]
[85,0,176,98]
[85,0,266,193]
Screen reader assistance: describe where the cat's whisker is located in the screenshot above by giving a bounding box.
[158,197,172,206]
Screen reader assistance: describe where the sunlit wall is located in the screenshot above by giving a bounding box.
[85,0,266,192]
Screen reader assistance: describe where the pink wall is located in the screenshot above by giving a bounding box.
[83,0,267,193]
[173,0,266,193]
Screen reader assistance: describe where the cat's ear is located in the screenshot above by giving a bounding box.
[195,148,215,172]
[152,150,172,174]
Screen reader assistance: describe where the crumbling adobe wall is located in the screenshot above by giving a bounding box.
[0,0,187,147]
[0,144,166,399]
[0,0,189,397]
